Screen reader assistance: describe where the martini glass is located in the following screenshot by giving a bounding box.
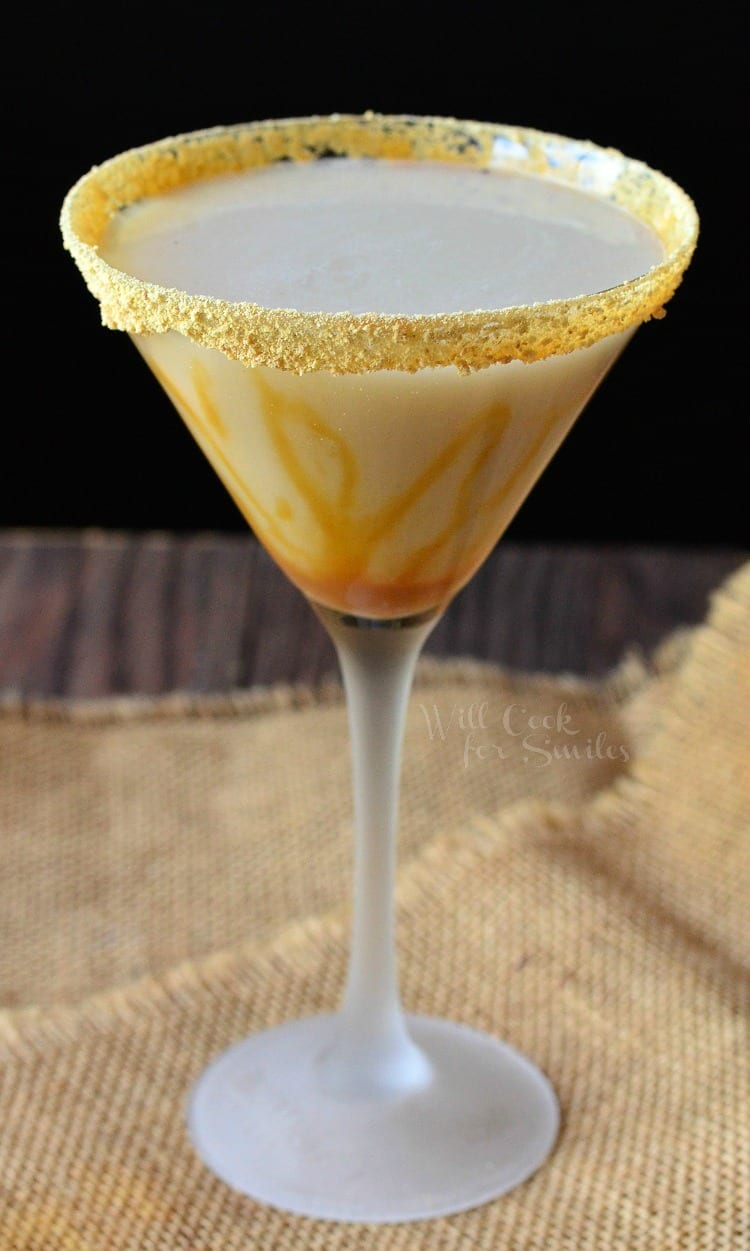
[61,114,697,1223]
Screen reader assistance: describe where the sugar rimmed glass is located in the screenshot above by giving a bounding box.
[61,114,697,1223]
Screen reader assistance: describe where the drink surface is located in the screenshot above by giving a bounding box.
[101,157,662,618]
[101,159,663,314]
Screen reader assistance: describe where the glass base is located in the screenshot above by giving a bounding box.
[187,1013,559,1223]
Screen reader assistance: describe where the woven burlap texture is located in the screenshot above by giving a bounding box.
[0,564,748,1250]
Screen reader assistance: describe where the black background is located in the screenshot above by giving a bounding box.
[6,1,746,546]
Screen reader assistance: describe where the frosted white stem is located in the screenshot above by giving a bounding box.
[316,609,437,1098]
[188,609,559,1216]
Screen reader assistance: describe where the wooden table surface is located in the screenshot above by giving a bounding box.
[0,530,745,699]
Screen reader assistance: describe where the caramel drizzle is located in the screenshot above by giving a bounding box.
[253,372,519,587]
[253,373,569,591]
[397,401,567,586]
[147,359,310,563]
[151,358,570,604]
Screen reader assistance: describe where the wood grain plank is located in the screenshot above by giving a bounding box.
[0,533,85,696]
[61,533,136,699]
[171,534,258,692]
[0,531,745,698]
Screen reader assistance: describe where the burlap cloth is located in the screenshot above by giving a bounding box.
[1,564,748,1250]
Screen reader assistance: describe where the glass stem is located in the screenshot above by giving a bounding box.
[315,607,438,1098]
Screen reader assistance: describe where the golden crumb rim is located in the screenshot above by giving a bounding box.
[60,113,699,375]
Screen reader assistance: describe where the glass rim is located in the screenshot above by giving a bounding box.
[60,112,699,375]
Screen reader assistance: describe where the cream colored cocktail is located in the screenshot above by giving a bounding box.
[97,156,664,617]
[61,115,698,1223]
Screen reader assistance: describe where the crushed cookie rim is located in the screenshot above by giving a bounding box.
[60,112,699,375]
